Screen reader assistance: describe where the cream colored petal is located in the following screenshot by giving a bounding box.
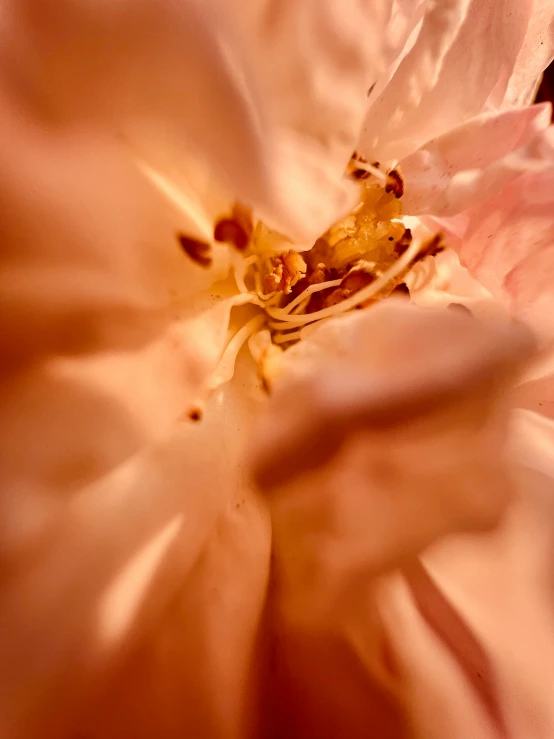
[400,104,552,216]
[0,90,252,493]
[228,0,390,180]
[2,0,279,219]
[361,0,541,164]
[0,355,268,739]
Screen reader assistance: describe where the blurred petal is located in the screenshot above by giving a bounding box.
[1,0,278,218]
[253,301,532,576]
[0,89,258,492]
[0,355,268,739]
[250,302,533,737]
[401,103,552,216]
[361,0,537,163]
[2,0,394,241]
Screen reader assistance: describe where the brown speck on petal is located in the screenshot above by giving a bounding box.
[386,168,404,198]
[188,406,203,422]
[177,233,212,268]
[213,202,253,250]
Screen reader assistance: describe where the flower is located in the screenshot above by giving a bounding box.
[1,1,554,738]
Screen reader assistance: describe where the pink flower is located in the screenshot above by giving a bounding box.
[1,1,553,738]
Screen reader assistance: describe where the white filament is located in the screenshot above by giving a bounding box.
[232,254,257,294]
[266,278,343,319]
[266,236,421,331]
[354,160,387,183]
[208,314,265,390]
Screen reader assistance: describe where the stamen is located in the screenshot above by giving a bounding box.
[272,330,304,345]
[177,233,212,269]
[269,278,343,318]
[208,314,265,390]
[352,160,387,184]
[266,236,422,330]
[232,254,257,294]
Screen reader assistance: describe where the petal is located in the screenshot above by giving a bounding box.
[229,0,390,179]
[361,0,540,164]
[2,0,277,220]
[250,302,533,737]
[497,0,554,108]
[453,132,554,341]
[400,103,552,216]
[0,89,255,491]
[418,410,554,738]
[0,355,268,739]
[3,0,387,241]
[252,301,532,572]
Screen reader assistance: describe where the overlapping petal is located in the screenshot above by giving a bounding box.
[361,0,552,164]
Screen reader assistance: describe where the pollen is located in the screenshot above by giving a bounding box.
[214,203,253,250]
[263,250,307,294]
[385,168,404,198]
[177,233,212,269]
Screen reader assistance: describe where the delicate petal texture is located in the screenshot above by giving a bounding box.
[498,0,554,108]
[401,103,551,215]
[0,356,266,739]
[453,130,554,341]
[228,0,389,178]
[361,0,534,163]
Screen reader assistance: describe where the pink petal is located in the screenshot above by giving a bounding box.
[228,0,390,180]
[361,0,538,164]
[496,0,554,108]
[452,132,554,341]
[421,426,554,737]
[401,103,552,216]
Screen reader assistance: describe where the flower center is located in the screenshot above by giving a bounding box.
[179,153,444,401]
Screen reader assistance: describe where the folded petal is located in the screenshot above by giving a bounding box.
[452,131,554,341]
[361,0,539,164]
[418,410,554,738]
[496,0,554,108]
[250,302,533,737]
[400,103,552,216]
